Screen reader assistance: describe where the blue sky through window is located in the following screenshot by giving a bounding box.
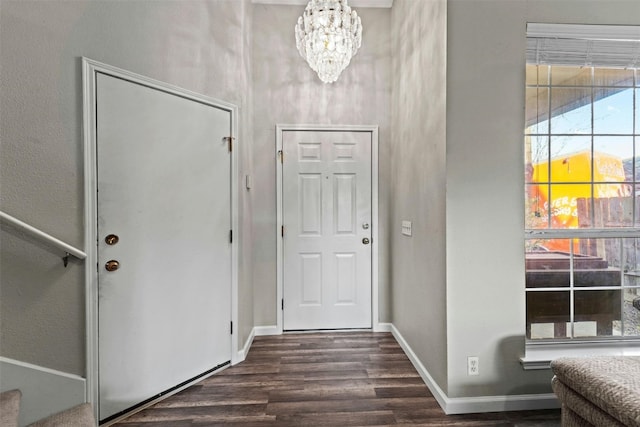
[534,89,637,161]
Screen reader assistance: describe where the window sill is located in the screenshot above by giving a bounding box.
[520,340,640,370]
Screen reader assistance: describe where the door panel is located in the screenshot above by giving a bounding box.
[96,73,231,420]
[334,174,356,234]
[300,174,322,234]
[283,131,372,330]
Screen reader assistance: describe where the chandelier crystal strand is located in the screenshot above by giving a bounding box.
[295,0,362,83]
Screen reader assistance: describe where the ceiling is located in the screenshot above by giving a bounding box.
[251,0,393,8]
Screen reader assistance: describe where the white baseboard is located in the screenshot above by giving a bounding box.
[235,326,280,364]
[445,393,559,414]
[235,328,256,364]
[254,325,279,336]
[387,324,560,414]
[374,322,393,332]
[0,357,86,426]
[388,324,450,411]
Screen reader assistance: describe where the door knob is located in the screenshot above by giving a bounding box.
[105,260,120,272]
[105,234,119,245]
[362,238,370,245]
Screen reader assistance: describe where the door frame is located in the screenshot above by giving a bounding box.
[82,58,239,421]
[275,124,380,333]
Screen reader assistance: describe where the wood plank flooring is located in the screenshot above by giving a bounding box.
[114,332,560,426]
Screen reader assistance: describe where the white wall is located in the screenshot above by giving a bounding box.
[251,4,392,327]
[0,0,254,376]
[446,0,640,398]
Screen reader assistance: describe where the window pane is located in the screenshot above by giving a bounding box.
[549,184,590,229]
[594,68,634,87]
[636,89,640,129]
[594,136,634,170]
[622,288,640,337]
[576,237,626,272]
[526,246,572,288]
[574,238,622,287]
[525,88,549,134]
[525,184,549,229]
[526,291,570,339]
[634,139,640,183]
[524,65,640,344]
[594,191,634,227]
[526,136,549,181]
[550,88,592,134]
[594,88,634,134]
[553,194,631,230]
[623,238,640,287]
[526,64,549,86]
[551,66,591,86]
[574,290,622,337]
[550,136,591,175]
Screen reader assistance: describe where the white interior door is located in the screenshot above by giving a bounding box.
[96,73,232,421]
[282,130,372,330]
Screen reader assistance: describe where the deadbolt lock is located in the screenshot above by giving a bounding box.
[105,260,120,272]
[105,234,119,245]
[362,238,370,245]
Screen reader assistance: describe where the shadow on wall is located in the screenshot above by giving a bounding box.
[455,336,555,402]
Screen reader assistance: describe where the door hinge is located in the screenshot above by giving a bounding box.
[230,229,233,243]
[281,299,284,310]
[224,136,235,152]
[278,150,283,164]
[281,225,284,237]
[230,321,233,335]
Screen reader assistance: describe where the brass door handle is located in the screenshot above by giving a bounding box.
[362,238,370,245]
[105,260,120,272]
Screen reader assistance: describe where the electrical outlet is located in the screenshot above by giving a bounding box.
[467,356,479,376]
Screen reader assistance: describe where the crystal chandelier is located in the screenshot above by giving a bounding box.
[295,0,362,83]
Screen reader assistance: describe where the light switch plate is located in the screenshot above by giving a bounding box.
[401,221,412,236]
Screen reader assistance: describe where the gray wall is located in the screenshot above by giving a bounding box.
[0,0,254,376]
[445,0,640,398]
[251,5,392,327]
[389,0,448,393]
[4,0,638,407]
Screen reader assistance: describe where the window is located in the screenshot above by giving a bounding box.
[525,24,640,342]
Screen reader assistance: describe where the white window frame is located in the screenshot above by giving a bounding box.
[522,23,640,369]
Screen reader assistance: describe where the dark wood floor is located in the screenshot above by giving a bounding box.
[114,332,560,426]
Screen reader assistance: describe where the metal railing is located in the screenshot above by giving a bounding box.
[0,211,86,267]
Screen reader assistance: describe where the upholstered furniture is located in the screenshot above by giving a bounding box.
[26,403,95,427]
[0,389,22,427]
[0,389,95,427]
[551,356,640,426]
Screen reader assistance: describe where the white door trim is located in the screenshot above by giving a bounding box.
[82,57,239,420]
[275,124,379,334]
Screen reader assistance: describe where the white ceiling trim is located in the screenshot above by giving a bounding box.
[252,0,393,8]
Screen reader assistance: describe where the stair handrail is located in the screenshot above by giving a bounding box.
[0,210,86,266]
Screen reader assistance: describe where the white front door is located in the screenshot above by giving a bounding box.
[282,130,372,330]
[95,72,232,421]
